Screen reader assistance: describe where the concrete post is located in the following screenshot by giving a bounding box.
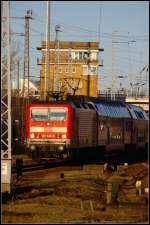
[107,183,112,204]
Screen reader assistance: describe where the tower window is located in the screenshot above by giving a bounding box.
[72,67,76,73]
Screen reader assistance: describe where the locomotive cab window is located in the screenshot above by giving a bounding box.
[31,108,67,121]
[31,108,49,121]
[49,108,67,121]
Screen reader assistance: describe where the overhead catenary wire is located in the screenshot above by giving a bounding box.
[10,5,148,95]
[11,16,148,42]
[98,1,102,43]
[32,17,148,41]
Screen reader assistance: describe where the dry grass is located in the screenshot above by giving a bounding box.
[2,163,148,224]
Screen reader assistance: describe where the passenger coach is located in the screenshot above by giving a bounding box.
[25,100,148,160]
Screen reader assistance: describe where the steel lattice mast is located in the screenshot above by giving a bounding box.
[1,1,12,193]
[22,10,32,98]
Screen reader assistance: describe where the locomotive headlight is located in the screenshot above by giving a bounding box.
[62,134,66,139]
[58,146,64,151]
[30,133,35,138]
[30,145,35,151]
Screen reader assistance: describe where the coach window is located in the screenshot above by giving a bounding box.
[134,111,138,118]
[87,103,95,110]
[82,103,87,109]
[95,105,99,111]
[139,112,144,119]
[134,110,144,119]
[74,102,81,108]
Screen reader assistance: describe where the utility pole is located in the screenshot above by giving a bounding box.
[1,1,12,193]
[111,31,117,100]
[87,42,91,97]
[68,47,73,94]
[17,59,20,95]
[54,24,61,92]
[111,30,136,99]
[23,10,33,98]
[44,1,51,100]
[146,65,149,96]
[128,32,133,96]
[20,10,32,145]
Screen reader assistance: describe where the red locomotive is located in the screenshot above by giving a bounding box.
[25,100,148,160]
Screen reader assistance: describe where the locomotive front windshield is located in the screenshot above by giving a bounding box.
[31,108,67,121]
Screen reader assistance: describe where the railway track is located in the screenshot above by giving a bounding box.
[134,168,148,181]
[12,156,148,179]
[12,159,71,173]
[12,151,148,174]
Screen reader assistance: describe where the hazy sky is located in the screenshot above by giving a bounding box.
[10,1,149,92]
